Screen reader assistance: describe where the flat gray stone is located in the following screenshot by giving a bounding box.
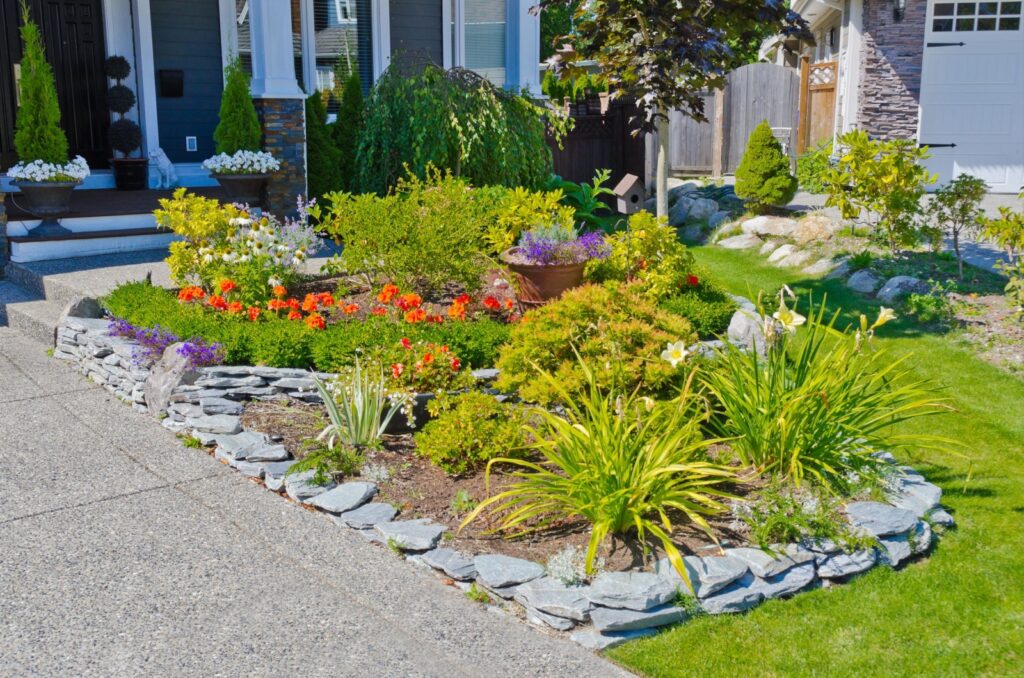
[800,537,843,555]
[471,368,500,381]
[186,414,241,435]
[284,469,336,502]
[194,375,266,389]
[308,482,378,514]
[817,549,877,579]
[767,243,799,264]
[525,606,576,631]
[877,275,929,304]
[570,628,657,651]
[749,562,817,599]
[376,519,447,551]
[214,431,270,461]
[338,502,398,529]
[926,507,955,528]
[699,573,764,614]
[656,555,749,598]
[270,377,315,390]
[845,501,918,537]
[888,473,942,518]
[244,443,289,462]
[724,545,814,579]
[718,233,762,250]
[847,269,881,294]
[590,603,688,632]
[261,460,298,491]
[421,548,477,581]
[474,554,545,589]
[514,577,592,621]
[587,571,677,612]
[199,397,244,416]
[234,460,266,479]
[481,583,520,600]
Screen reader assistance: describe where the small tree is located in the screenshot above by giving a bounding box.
[305,93,344,200]
[14,2,68,165]
[539,1,807,220]
[213,57,262,154]
[927,174,988,280]
[982,197,1024,320]
[105,55,143,158]
[735,120,797,214]
[331,71,364,192]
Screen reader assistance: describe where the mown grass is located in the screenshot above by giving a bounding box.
[609,247,1024,677]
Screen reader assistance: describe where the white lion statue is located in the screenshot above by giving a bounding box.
[149,148,178,189]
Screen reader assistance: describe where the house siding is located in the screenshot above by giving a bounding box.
[389,0,443,66]
[858,0,927,140]
[151,0,223,163]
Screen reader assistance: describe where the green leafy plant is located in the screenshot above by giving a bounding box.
[701,294,952,491]
[905,281,956,326]
[450,489,478,516]
[305,94,344,200]
[332,70,364,192]
[105,55,142,157]
[738,485,877,552]
[314,361,399,451]
[213,56,262,154]
[848,250,874,272]
[981,198,1024,320]
[414,391,528,476]
[796,140,832,194]
[465,583,491,603]
[735,120,798,214]
[286,442,364,485]
[461,361,735,584]
[658,276,737,338]
[927,174,988,280]
[481,185,575,255]
[547,169,621,232]
[13,2,68,164]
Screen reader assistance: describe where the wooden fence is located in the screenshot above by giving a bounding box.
[548,100,646,187]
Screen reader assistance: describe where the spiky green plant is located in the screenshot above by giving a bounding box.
[213,56,262,154]
[314,359,399,450]
[14,1,68,164]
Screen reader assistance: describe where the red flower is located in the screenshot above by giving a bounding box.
[371,306,387,317]
[439,345,450,353]
[687,274,700,287]
[404,308,426,323]
[342,303,360,314]
[287,309,302,321]
[396,292,423,311]
[272,285,287,298]
[267,299,288,312]
[400,337,412,350]
[450,357,461,371]
[391,363,404,379]
[427,314,444,324]
[177,286,205,303]
[447,301,467,320]
[304,312,325,330]
[226,301,244,314]
[317,292,336,307]
[301,293,318,312]
[483,295,501,310]
[422,352,434,365]
[455,293,471,305]
[219,279,237,294]
[247,306,262,321]
[377,283,400,304]
[504,298,515,309]
[287,298,300,311]
[207,295,228,311]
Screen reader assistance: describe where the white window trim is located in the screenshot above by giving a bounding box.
[371,0,391,79]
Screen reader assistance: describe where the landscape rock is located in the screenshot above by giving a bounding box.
[525,606,576,631]
[926,507,956,528]
[718,233,763,250]
[774,248,814,268]
[877,276,929,304]
[144,342,199,416]
[680,223,705,243]
[244,443,289,462]
[668,196,695,226]
[214,431,270,460]
[699,573,764,614]
[271,377,315,390]
[687,197,719,223]
[724,545,814,579]
[655,555,749,598]
[912,520,934,555]
[474,554,545,589]
[825,259,852,280]
[587,571,677,611]
[193,375,266,389]
[234,460,266,479]
[846,269,882,294]
[888,472,942,518]
[421,548,477,581]
[793,213,841,244]
[338,502,398,529]
[284,469,336,502]
[708,211,732,229]
[845,501,918,537]
[308,482,378,514]
[668,182,700,204]
[63,298,103,319]
[767,244,799,264]
[803,258,837,276]
[186,414,241,435]
[199,397,244,416]
[570,628,657,651]
[741,215,798,237]
[260,460,297,492]
[817,549,877,579]
[514,577,592,621]
[376,519,447,551]
[748,562,817,599]
[589,603,688,632]
[727,308,767,354]
[760,240,782,256]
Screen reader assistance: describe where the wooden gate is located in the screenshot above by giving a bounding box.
[797,56,837,154]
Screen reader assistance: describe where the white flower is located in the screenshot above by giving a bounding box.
[202,150,281,175]
[8,155,90,183]
[660,340,690,367]
[230,217,253,227]
[772,300,806,334]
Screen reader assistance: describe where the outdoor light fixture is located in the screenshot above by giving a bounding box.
[893,0,906,22]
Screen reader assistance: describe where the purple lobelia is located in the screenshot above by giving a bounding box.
[520,227,610,266]
[107,318,223,368]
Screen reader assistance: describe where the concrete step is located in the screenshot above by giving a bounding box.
[0,280,63,346]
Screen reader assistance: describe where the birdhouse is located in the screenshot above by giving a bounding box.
[613,173,645,215]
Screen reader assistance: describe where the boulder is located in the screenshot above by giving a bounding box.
[846,269,882,294]
[668,196,695,226]
[760,240,782,256]
[825,258,852,280]
[803,258,837,276]
[708,211,732,229]
[686,197,719,223]
[877,276,929,304]
[308,482,378,514]
[144,342,199,416]
[474,554,545,589]
[376,519,447,551]
[589,603,688,632]
[668,182,701,204]
[776,249,814,268]
[699,573,764,614]
[62,297,103,320]
[337,502,398,529]
[724,545,814,579]
[421,548,477,581]
[680,223,705,243]
[845,501,918,537]
[817,549,877,579]
[655,555,749,598]
[727,308,767,354]
[587,571,677,611]
[514,577,592,621]
[718,233,763,250]
[741,215,798,237]
[793,214,841,244]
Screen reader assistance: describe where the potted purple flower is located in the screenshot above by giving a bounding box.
[500,224,609,304]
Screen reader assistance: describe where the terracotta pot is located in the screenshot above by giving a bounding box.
[500,247,586,306]
[14,180,79,236]
[382,392,436,434]
[111,157,150,190]
[212,173,269,208]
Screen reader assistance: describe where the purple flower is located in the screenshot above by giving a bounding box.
[108,317,181,366]
[520,229,610,265]
[176,339,224,368]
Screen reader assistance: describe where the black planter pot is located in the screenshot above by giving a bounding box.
[14,180,80,236]
[383,393,435,434]
[111,157,149,190]
[212,173,269,208]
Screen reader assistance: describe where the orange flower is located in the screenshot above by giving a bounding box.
[226,301,244,314]
[219,279,237,294]
[287,309,302,321]
[400,337,412,350]
[208,295,228,311]
[377,283,400,304]
[304,312,325,330]
[450,357,461,371]
[439,345,450,353]
[422,352,434,365]
[272,285,287,298]
[287,298,300,311]
[404,308,426,323]
[317,292,335,307]
[301,293,318,313]
[267,299,288,312]
[447,302,466,320]
[391,363,404,379]
[396,292,423,311]
[483,295,501,310]
[177,286,205,302]
[247,306,262,321]
[342,303,360,315]
[427,314,444,324]
[370,306,387,317]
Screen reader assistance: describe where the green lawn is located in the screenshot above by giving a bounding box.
[609,247,1024,677]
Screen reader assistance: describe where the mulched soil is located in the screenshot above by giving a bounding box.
[952,293,1024,377]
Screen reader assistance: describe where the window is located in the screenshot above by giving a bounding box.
[933,0,1022,30]
[451,0,506,86]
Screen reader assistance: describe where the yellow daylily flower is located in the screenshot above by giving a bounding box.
[772,300,806,334]
[660,340,690,368]
[873,306,897,329]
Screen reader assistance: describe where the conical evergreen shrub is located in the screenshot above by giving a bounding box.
[213,57,262,154]
[331,71,364,191]
[14,3,68,164]
[735,120,797,215]
[305,94,343,200]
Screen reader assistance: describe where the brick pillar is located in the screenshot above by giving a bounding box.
[1,191,7,277]
[255,98,307,217]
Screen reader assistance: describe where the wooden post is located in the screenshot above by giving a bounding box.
[796,54,811,155]
[711,88,726,177]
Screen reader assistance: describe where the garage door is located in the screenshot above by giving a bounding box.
[920,0,1024,193]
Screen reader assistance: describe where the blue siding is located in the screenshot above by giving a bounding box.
[151,0,223,163]
[389,0,442,66]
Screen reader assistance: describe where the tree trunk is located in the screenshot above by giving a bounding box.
[954,230,963,281]
[656,117,669,220]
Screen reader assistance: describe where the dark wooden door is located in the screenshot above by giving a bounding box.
[0,0,109,171]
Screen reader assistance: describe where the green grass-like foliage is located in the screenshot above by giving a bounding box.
[305,94,344,200]
[701,298,951,491]
[734,120,797,214]
[214,56,261,154]
[314,363,399,451]
[14,3,68,164]
[414,392,528,476]
[796,140,832,194]
[461,362,735,584]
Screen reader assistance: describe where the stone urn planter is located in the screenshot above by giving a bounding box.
[110,157,149,191]
[14,180,80,236]
[500,247,586,306]
[383,392,435,435]
[212,174,269,208]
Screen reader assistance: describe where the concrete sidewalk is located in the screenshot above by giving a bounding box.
[0,327,628,677]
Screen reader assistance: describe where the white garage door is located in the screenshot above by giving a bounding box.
[920,0,1024,193]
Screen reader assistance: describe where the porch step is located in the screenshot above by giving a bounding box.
[0,280,63,346]
[8,228,177,264]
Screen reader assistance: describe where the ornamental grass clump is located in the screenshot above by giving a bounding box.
[314,360,400,451]
[460,360,735,584]
[701,292,952,492]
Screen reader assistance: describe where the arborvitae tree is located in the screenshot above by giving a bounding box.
[213,57,262,154]
[735,120,798,214]
[14,2,68,164]
[331,71,364,191]
[305,94,344,200]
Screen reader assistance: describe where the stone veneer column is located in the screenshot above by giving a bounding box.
[1,191,7,277]
[254,99,307,217]
[857,0,927,140]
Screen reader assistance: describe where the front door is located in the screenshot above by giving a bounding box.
[0,0,110,171]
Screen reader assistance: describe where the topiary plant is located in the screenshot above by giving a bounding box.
[305,94,344,200]
[13,2,68,164]
[332,70,364,192]
[735,120,797,214]
[213,56,262,154]
[104,55,142,157]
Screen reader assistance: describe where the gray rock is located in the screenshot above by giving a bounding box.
[588,571,677,611]
[64,316,109,333]
[680,223,704,243]
[262,460,298,491]
[699,573,764,614]
[724,545,814,579]
[760,240,782,256]
[421,548,477,581]
[727,308,767,354]
[749,562,817,599]
[284,469,336,502]
[570,628,658,651]
[708,210,732,229]
[825,258,852,280]
[741,215,798,237]
[481,583,521,600]
[474,554,545,589]
[525,606,576,631]
[926,507,955,528]
[471,368,500,381]
[144,342,199,416]
[803,258,837,276]
[888,473,942,518]
[186,414,241,435]
[199,397,244,416]
[338,502,398,529]
[687,197,719,223]
[689,339,726,359]
[845,501,918,537]
[817,549,877,579]
[911,520,933,555]
[800,537,842,555]
[777,249,814,268]
[244,443,289,462]
[668,182,700,204]
[877,276,929,304]
[668,195,695,226]
[214,431,269,460]
[880,520,933,567]
[718,233,763,250]
[514,577,592,621]
[656,555,749,598]
[194,375,266,389]
[168,402,203,420]
[160,418,186,433]
[235,460,266,479]
[590,603,688,632]
[271,377,316,390]
[308,482,378,514]
[731,294,757,312]
[376,519,447,551]
[846,269,882,294]
[767,243,799,264]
